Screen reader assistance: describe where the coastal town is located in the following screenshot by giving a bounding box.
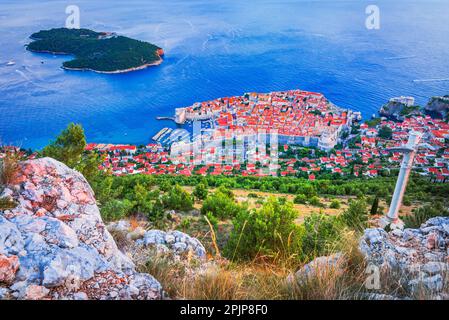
[79,92,449,182]
[2,91,448,182]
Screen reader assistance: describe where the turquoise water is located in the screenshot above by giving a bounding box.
[0,0,448,149]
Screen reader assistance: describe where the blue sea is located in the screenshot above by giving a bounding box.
[0,0,448,150]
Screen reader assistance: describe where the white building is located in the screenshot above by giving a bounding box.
[389,96,415,107]
[318,130,338,151]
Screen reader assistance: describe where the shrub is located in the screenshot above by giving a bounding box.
[340,199,368,232]
[402,196,412,206]
[330,199,341,209]
[247,193,259,198]
[0,197,17,210]
[133,183,155,214]
[278,197,287,205]
[297,184,317,197]
[294,194,307,204]
[150,198,165,221]
[309,196,324,207]
[179,217,192,232]
[201,189,243,219]
[224,197,301,261]
[163,185,194,212]
[403,202,449,228]
[159,180,172,192]
[216,186,235,200]
[0,151,20,185]
[300,213,343,259]
[205,212,219,231]
[100,199,134,221]
[193,183,208,200]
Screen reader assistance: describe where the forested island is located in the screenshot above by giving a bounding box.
[26,28,164,73]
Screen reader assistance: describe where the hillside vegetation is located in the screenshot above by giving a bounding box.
[3,123,448,300]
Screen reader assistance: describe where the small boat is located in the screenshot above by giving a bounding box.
[6,61,16,66]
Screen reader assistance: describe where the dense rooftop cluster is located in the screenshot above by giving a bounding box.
[182,90,350,137]
[2,91,448,182]
[78,113,449,182]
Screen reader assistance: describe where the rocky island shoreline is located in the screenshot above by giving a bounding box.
[26,28,164,74]
[62,49,165,74]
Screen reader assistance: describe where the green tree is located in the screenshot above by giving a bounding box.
[133,183,154,214]
[159,179,172,192]
[370,196,379,215]
[76,152,102,183]
[150,198,165,221]
[365,118,381,128]
[42,123,86,167]
[378,126,393,140]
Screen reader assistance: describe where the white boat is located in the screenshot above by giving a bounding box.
[6,61,15,66]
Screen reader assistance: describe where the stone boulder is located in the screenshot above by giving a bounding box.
[360,217,449,297]
[0,254,19,284]
[136,229,206,259]
[0,158,162,300]
[288,253,346,286]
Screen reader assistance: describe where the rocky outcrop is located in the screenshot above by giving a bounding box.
[137,230,206,259]
[360,217,449,298]
[0,254,19,284]
[108,221,207,259]
[380,101,420,121]
[288,253,345,286]
[0,158,162,300]
[424,96,449,119]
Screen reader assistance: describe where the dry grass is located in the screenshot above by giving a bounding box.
[179,264,244,300]
[132,230,367,300]
[122,227,449,300]
[0,197,17,210]
[109,229,133,251]
[136,249,190,298]
[0,151,21,186]
[284,231,367,300]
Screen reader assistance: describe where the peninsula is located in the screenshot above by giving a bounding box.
[26,28,164,74]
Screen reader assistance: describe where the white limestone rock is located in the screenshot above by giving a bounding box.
[0,158,163,300]
[136,229,206,259]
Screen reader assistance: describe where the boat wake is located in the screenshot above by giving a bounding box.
[413,78,449,83]
[384,55,416,60]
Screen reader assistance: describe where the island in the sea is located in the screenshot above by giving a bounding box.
[26,28,164,74]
